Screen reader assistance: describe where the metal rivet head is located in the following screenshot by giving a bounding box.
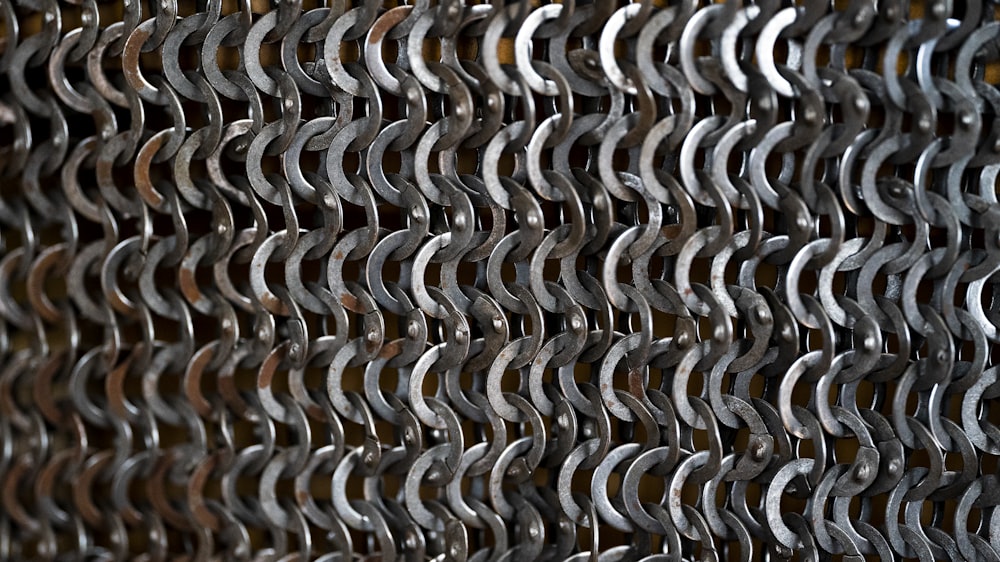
[713,324,727,342]
[781,325,795,342]
[754,305,770,324]
[675,331,691,349]
[527,523,539,538]
[853,462,871,482]
[863,335,877,352]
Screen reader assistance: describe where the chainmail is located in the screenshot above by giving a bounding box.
[4,0,1000,559]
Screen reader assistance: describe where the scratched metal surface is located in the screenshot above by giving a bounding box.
[1,0,999,559]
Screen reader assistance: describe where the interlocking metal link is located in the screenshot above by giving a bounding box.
[2,0,1000,558]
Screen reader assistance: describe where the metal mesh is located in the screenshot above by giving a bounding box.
[0,0,998,559]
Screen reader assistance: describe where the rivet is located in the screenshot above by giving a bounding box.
[853,462,871,482]
[713,324,727,342]
[754,305,770,324]
[675,331,690,349]
[863,335,877,351]
[781,325,795,342]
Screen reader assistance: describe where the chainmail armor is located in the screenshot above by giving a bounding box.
[0,0,997,559]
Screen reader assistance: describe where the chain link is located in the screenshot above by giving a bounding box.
[0,0,998,558]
